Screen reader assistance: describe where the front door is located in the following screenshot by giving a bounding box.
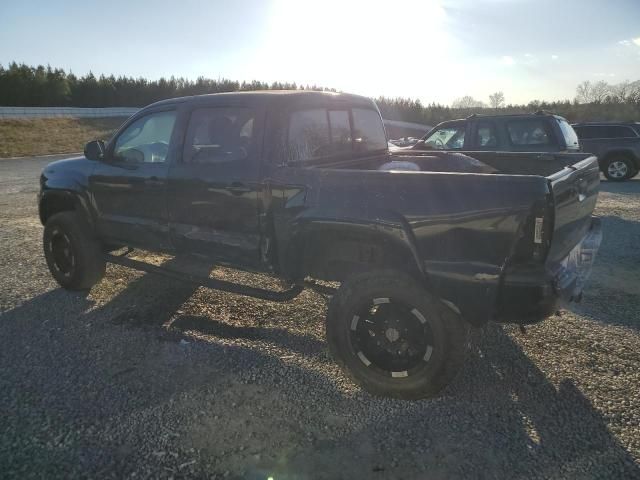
[90,109,178,250]
[167,105,263,268]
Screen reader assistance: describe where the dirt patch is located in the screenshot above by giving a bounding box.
[0,117,127,158]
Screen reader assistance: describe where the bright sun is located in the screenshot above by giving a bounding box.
[251,0,461,100]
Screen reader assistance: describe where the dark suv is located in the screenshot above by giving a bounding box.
[410,112,580,153]
[572,122,640,181]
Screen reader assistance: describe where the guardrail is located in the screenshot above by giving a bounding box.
[0,107,432,139]
[0,107,140,119]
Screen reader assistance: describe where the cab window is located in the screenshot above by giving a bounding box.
[183,107,255,164]
[352,108,387,152]
[113,110,176,164]
[474,122,497,148]
[506,119,554,146]
[424,124,465,150]
[286,107,386,163]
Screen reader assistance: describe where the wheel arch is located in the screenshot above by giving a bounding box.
[281,219,426,284]
[39,190,94,229]
[602,149,639,170]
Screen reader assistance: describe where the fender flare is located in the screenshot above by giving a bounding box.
[280,213,426,281]
[38,189,95,229]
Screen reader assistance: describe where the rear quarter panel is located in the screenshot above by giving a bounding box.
[271,166,550,325]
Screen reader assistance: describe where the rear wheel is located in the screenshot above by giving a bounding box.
[603,157,635,181]
[43,211,105,290]
[326,270,469,399]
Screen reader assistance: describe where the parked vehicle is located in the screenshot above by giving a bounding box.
[38,91,602,399]
[572,122,640,181]
[410,112,580,153]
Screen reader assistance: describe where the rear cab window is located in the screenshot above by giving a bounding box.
[352,108,388,152]
[286,106,387,163]
[506,119,555,147]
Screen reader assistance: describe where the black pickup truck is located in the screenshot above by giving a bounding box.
[39,91,602,399]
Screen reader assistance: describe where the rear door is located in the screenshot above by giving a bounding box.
[90,108,178,250]
[546,155,600,263]
[167,104,264,268]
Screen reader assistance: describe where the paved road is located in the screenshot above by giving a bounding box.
[1,155,639,479]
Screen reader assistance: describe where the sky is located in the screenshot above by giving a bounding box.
[1,0,639,105]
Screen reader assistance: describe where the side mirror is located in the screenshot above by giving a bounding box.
[84,140,105,161]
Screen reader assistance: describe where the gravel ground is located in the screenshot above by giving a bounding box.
[1,156,639,479]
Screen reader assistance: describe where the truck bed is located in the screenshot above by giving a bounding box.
[320,150,594,177]
[286,150,600,324]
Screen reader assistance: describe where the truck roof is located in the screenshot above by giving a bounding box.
[145,90,376,110]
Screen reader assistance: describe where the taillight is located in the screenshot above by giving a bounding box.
[512,198,553,264]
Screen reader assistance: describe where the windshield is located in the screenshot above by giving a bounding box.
[423,124,466,149]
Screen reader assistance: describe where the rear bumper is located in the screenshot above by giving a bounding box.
[496,217,602,324]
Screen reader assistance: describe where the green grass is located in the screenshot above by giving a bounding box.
[0,117,127,158]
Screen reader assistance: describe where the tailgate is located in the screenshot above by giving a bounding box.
[546,155,600,263]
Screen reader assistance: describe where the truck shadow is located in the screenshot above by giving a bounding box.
[272,324,640,479]
[1,257,638,478]
[169,314,328,361]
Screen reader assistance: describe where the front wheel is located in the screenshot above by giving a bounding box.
[326,270,469,400]
[603,157,635,181]
[43,211,105,290]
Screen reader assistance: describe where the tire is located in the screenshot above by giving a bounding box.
[43,211,105,290]
[326,269,469,400]
[603,156,635,181]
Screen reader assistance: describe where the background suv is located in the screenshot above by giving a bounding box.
[410,112,580,153]
[572,122,640,181]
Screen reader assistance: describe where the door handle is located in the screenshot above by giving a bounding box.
[144,176,164,186]
[228,182,251,195]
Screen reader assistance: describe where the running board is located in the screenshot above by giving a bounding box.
[104,253,304,302]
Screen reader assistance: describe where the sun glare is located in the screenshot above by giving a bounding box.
[253,0,458,100]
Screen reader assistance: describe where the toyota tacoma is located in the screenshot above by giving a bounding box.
[39,91,602,399]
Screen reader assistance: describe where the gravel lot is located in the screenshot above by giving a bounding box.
[1,155,639,479]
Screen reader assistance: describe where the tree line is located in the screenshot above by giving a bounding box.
[0,62,331,108]
[1,62,639,125]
